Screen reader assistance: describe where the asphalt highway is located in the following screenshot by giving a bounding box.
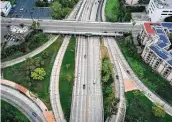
[1,84,47,122]
[70,0,103,122]
[49,1,83,122]
[104,37,126,122]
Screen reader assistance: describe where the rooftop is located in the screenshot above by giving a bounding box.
[144,22,172,66]
[153,0,172,9]
[0,1,10,9]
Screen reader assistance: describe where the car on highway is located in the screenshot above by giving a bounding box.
[32,112,37,117]
[116,75,119,79]
[126,70,130,74]
[83,84,85,89]
[93,80,96,84]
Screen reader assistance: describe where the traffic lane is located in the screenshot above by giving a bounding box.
[1,22,141,33]
[1,85,46,122]
[1,18,142,28]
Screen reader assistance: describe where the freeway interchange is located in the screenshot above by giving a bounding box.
[1,0,172,121]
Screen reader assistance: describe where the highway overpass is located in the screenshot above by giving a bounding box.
[1,18,142,36]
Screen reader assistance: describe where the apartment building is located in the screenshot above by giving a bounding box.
[140,22,172,84]
[147,0,172,22]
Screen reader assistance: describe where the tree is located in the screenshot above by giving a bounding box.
[105,86,113,95]
[51,1,62,19]
[66,73,72,81]
[152,103,166,118]
[31,21,40,30]
[36,0,48,7]
[65,64,70,69]
[31,68,46,80]
[124,35,132,46]
[41,51,49,59]
[102,74,110,83]
[62,7,72,18]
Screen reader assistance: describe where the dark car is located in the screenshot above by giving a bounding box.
[126,70,130,74]
[83,84,85,89]
[116,75,119,79]
[32,112,37,117]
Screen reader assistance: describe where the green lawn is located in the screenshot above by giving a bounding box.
[125,90,172,122]
[118,39,172,106]
[1,100,30,122]
[3,36,64,109]
[105,0,120,22]
[59,37,76,121]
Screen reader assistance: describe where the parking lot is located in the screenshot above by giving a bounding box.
[8,0,52,19]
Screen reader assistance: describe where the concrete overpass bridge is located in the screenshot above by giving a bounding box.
[1,18,142,37]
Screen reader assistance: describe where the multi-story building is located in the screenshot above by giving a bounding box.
[147,0,172,22]
[140,22,172,84]
[0,1,12,16]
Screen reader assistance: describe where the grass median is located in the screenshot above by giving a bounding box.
[3,35,64,109]
[105,0,120,22]
[100,41,119,121]
[59,36,76,121]
[1,100,30,122]
[125,90,172,122]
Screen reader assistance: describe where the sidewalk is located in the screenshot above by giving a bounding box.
[1,36,59,68]
[50,36,71,122]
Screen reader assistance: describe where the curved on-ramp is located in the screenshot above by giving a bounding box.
[1,79,55,122]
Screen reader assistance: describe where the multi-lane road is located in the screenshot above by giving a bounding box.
[70,0,103,122]
[1,84,47,122]
[1,18,142,36]
[104,37,126,122]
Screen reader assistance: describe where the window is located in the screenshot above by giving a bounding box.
[163,11,169,12]
[161,14,167,15]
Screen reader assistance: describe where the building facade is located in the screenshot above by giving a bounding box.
[0,1,12,16]
[147,0,172,22]
[140,22,172,84]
